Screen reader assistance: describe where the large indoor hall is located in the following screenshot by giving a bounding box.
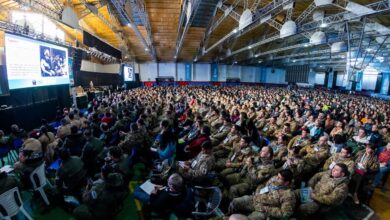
[0,0,389,219]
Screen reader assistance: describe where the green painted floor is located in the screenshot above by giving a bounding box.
[20,163,146,220]
[30,194,139,220]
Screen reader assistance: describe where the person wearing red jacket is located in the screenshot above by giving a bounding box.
[183,126,211,160]
[373,143,390,187]
[101,111,114,126]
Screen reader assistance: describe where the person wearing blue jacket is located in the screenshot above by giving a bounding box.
[151,120,177,164]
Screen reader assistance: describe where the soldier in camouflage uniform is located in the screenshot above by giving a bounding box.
[269,134,289,167]
[323,146,355,175]
[73,172,127,220]
[177,141,215,185]
[110,113,127,132]
[210,117,232,146]
[287,128,311,150]
[218,136,253,175]
[210,110,225,133]
[205,107,219,126]
[261,117,279,138]
[297,163,350,217]
[271,123,292,141]
[279,146,305,183]
[299,136,330,174]
[225,146,275,200]
[254,111,267,131]
[118,123,144,154]
[228,169,296,220]
[213,125,241,159]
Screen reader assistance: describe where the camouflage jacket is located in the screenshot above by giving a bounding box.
[243,157,275,186]
[118,130,144,154]
[220,133,241,150]
[182,152,215,181]
[287,135,311,150]
[255,118,267,130]
[354,151,379,174]
[308,171,349,206]
[226,146,252,169]
[323,153,355,175]
[300,144,329,167]
[281,156,305,177]
[262,124,279,137]
[253,176,296,218]
[210,118,224,133]
[211,124,231,141]
[270,144,288,161]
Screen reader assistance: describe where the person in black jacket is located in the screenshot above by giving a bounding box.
[81,129,104,176]
[134,173,188,217]
[73,172,127,220]
[149,173,186,213]
[62,125,86,156]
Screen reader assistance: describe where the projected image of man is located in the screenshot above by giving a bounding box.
[52,49,67,76]
[40,47,54,77]
[127,67,133,81]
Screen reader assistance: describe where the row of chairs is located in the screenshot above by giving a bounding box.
[0,163,51,220]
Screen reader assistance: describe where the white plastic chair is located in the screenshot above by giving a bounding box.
[192,186,223,217]
[0,187,33,220]
[29,162,50,205]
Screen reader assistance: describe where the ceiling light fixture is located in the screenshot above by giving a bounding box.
[304,43,309,47]
[320,23,327,28]
[232,28,238,34]
[248,45,252,49]
[145,48,149,51]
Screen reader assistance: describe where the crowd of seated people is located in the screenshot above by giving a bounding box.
[0,85,389,219]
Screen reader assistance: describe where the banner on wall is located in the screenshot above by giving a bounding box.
[68,58,74,86]
[355,71,363,91]
[185,63,191,81]
[211,63,219,81]
[327,71,334,88]
[381,72,390,95]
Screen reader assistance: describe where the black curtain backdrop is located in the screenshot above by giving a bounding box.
[286,65,310,83]
[75,71,121,88]
[0,84,70,133]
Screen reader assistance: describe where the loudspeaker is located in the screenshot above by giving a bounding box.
[375,73,383,93]
[61,7,80,29]
[72,49,83,73]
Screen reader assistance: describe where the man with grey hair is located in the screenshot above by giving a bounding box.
[299,135,330,174]
[229,214,248,220]
[134,173,187,216]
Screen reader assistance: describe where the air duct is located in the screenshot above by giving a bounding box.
[331,42,347,53]
[310,31,326,45]
[280,20,297,38]
[239,9,253,31]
